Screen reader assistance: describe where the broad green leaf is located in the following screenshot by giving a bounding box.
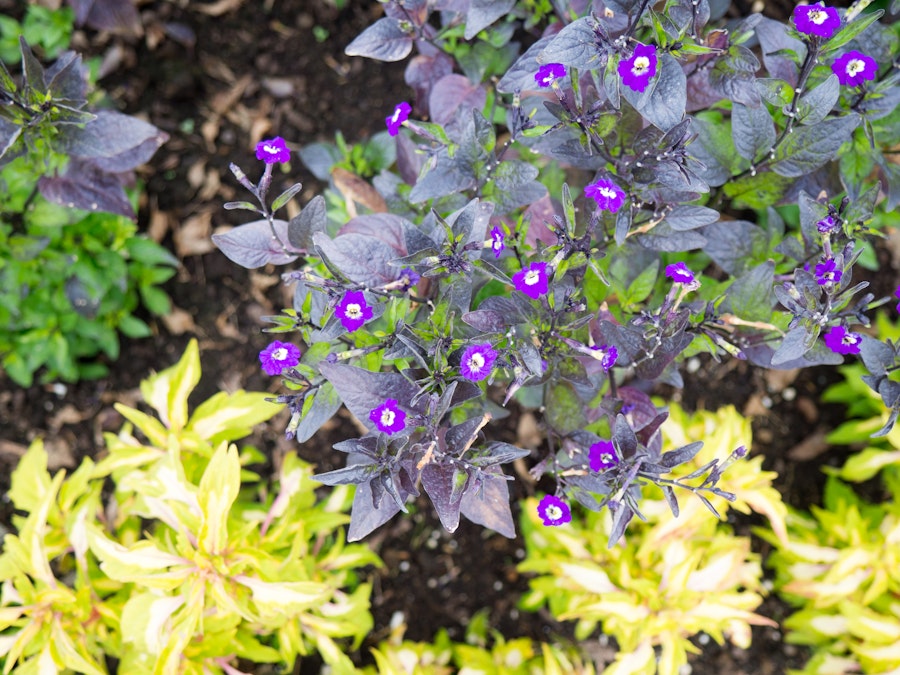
[120,593,184,654]
[235,576,328,616]
[820,9,884,53]
[49,620,105,675]
[88,527,190,587]
[141,338,201,431]
[188,391,281,444]
[197,443,241,554]
[8,439,51,514]
[722,171,791,209]
[837,448,900,482]
[770,115,860,178]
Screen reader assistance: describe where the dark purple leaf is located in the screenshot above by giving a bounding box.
[702,220,767,275]
[345,18,414,62]
[61,110,166,168]
[635,222,707,252]
[771,115,860,178]
[312,231,400,286]
[408,147,477,202]
[797,74,839,126]
[44,52,86,103]
[755,16,804,85]
[771,324,817,365]
[347,474,404,542]
[539,17,605,70]
[497,34,554,94]
[338,213,415,255]
[421,462,467,533]
[293,382,342,444]
[212,219,302,269]
[319,362,425,434]
[405,52,454,115]
[721,262,776,322]
[665,204,719,231]
[396,131,424,186]
[38,160,132,218]
[19,37,46,96]
[428,74,486,127]
[622,53,686,132]
[661,485,680,517]
[659,442,704,469]
[858,336,895,377]
[460,469,516,537]
[608,502,635,547]
[287,194,326,250]
[314,463,374,486]
[74,0,141,35]
[732,101,775,162]
[464,0,514,39]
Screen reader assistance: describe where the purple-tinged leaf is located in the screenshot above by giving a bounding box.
[613,414,638,458]
[858,336,895,377]
[464,0,515,39]
[271,182,303,213]
[408,147,477,202]
[405,52,454,115]
[755,16,804,85]
[702,220,767,275]
[661,485,680,517]
[347,473,403,542]
[319,362,425,433]
[19,37,46,97]
[61,110,167,168]
[345,18,414,62]
[421,462,467,533]
[339,213,416,255]
[72,0,141,34]
[293,382,342,444]
[659,442,704,469]
[211,219,302,269]
[312,231,400,286]
[608,502,635,547]
[797,74,839,126]
[460,469,516,537]
[44,52,87,103]
[38,160,132,218]
[462,309,507,333]
[396,131,424,186]
[635,222,707,252]
[0,124,22,162]
[287,194,326,250]
[771,324,817,365]
[770,115,860,178]
[429,74,486,127]
[732,101,775,162]
[497,34,554,94]
[622,53,686,132]
[314,463,374,486]
[721,262,776,323]
[539,17,604,70]
[665,204,719,231]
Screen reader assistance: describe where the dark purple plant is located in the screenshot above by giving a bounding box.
[215,0,899,543]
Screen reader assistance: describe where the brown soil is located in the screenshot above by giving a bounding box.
[0,1,879,673]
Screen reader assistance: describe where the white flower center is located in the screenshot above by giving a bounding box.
[598,187,617,199]
[600,452,613,464]
[380,409,396,426]
[846,59,866,76]
[524,269,541,286]
[468,353,486,372]
[842,334,860,346]
[633,56,650,74]
[345,303,362,319]
[272,347,288,360]
[546,504,562,520]
[263,144,279,154]
[809,8,828,24]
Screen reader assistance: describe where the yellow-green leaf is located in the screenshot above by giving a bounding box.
[197,443,241,554]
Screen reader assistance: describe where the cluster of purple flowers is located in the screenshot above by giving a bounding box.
[793,3,878,86]
[537,439,620,526]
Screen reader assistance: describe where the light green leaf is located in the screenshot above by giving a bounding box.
[837,448,900,482]
[120,593,184,654]
[197,443,241,554]
[141,338,201,431]
[187,391,282,444]
[8,440,52,514]
[235,575,328,616]
[88,527,190,587]
[49,620,105,675]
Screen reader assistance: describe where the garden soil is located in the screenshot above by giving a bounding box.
[0,1,882,673]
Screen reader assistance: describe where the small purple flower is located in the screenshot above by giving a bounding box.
[386,102,412,136]
[895,285,900,313]
[460,343,498,382]
[513,262,549,299]
[259,340,301,376]
[369,398,407,435]
[816,215,839,234]
[336,290,374,332]
[537,494,571,527]
[256,137,291,164]
[794,3,840,39]
[399,267,420,288]
[584,178,626,214]
[823,325,862,355]
[665,262,696,285]
[490,225,505,258]
[618,43,658,93]
[535,63,566,88]
[814,258,842,286]
[589,440,619,472]
[832,51,878,87]
[590,344,618,372]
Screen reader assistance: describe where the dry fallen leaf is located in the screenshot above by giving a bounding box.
[174,210,215,257]
[161,306,199,335]
[332,167,388,214]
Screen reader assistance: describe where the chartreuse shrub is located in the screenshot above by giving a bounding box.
[518,404,786,674]
[0,339,379,674]
[361,619,596,674]
[0,37,173,386]
[758,474,900,675]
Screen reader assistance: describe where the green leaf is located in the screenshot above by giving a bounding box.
[139,283,171,316]
[820,9,884,54]
[117,314,151,339]
[722,171,791,209]
[188,391,282,445]
[837,447,900,482]
[8,439,52,514]
[545,381,586,435]
[197,443,241,554]
[770,115,860,177]
[141,338,202,432]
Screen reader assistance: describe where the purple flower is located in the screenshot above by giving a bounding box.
[399,267,420,288]
[823,325,862,355]
[490,225,505,258]
[386,102,412,136]
[256,137,291,164]
[584,178,626,214]
[589,440,619,472]
[665,262,696,285]
[259,340,301,376]
[832,51,878,87]
[513,262,549,299]
[537,494,571,527]
[535,63,566,88]
[814,258,842,286]
[816,215,839,234]
[794,3,840,39]
[369,398,407,435]
[460,343,498,382]
[618,43,657,93]
[336,290,374,332]
[895,285,900,313]
[590,344,618,372]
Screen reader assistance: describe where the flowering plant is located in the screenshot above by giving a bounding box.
[214,0,899,542]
